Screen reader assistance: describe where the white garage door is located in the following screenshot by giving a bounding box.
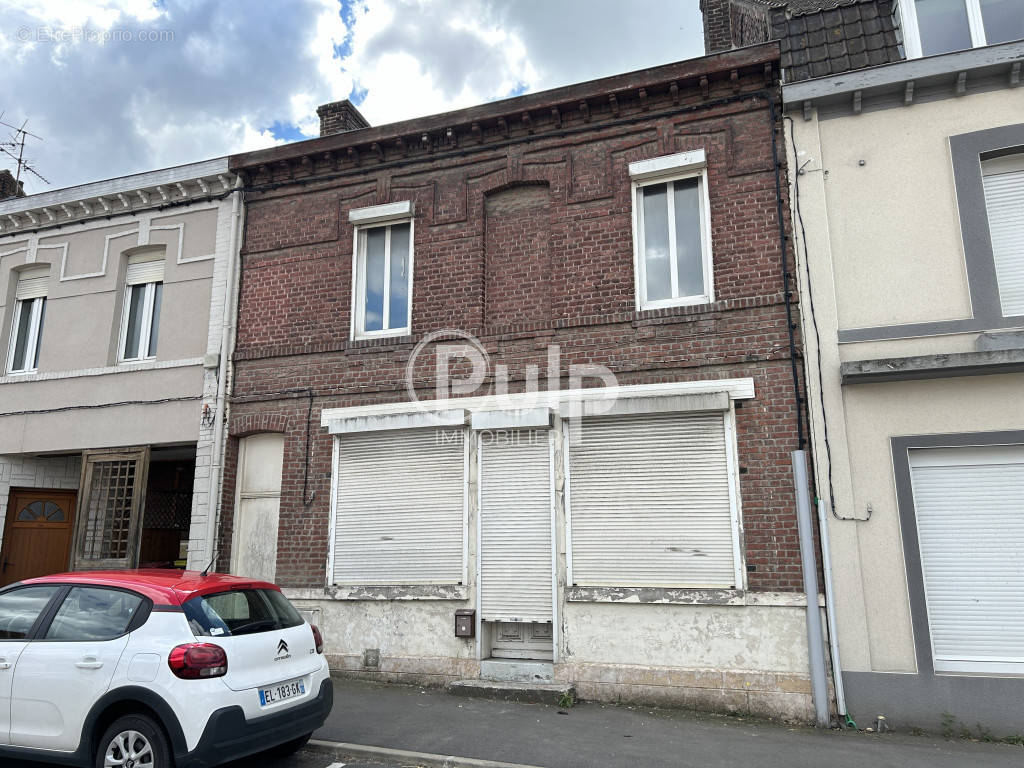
[909,445,1024,674]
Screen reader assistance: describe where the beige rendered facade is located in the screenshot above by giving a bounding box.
[0,158,241,581]
[784,40,1024,734]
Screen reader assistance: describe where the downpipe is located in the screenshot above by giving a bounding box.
[792,450,830,727]
[818,496,850,724]
[204,174,244,571]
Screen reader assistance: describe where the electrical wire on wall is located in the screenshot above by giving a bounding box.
[0,395,202,418]
[784,115,867,523]
[769,99,809,452]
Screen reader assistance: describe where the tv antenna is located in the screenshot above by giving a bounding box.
[0,113,50,189]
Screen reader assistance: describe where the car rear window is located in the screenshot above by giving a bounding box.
[183,588,303,637]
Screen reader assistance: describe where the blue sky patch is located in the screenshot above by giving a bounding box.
[266,121,305,142]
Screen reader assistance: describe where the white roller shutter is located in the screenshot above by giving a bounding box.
[982,157,1024,317]
[479,431,553,623]
[15,266,50,300]
[333,428,466,585]
[909,445,1024,674]
[126,253,165,285]
[568,411,737,588]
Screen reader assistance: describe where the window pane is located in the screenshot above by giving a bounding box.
[33,298,45,368]
[45,587,142,641]
[673,179,705,298]
[261,589,304,628]
[979,0,1024,44]
[123,284,145,358]
[363,227,386,332]
[388,223,410,330]
[183,589,287,637]
[0,585,60,639]
[148,282,162,357]
[915,0,973,55]
[10,299,33,371]
[641,183,672,302]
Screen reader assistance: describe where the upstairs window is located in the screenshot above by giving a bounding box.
[349,202,414,339]
[7,265,49,374]
[900,0,1024,58]
[982,153,1024,317]
[630,150,713,311]
[119,253,164,362]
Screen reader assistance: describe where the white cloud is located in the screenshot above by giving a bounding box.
[0,0,704,192]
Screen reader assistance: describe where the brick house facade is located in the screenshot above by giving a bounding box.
[221,42,820,720]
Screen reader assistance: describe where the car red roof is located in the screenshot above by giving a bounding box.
[19,570,281,607]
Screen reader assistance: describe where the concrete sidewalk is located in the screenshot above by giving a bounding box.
[316,677,1023,768]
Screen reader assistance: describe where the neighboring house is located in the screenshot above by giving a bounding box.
[0,160,241,585]
[704,0,1024,736]
[219,43,824,721]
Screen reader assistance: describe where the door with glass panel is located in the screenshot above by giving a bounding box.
[0,489,76,587]
[72,447,150,570]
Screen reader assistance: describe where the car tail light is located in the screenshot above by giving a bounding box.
[311,624,324,654]
[168,643,228,679]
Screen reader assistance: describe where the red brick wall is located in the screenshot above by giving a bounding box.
[484,183,551,328]
[224,62,808,591]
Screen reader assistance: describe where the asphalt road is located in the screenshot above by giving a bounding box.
[8,746,412,768]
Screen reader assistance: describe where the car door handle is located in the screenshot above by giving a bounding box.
[0,660,10,670]
[76,658,103,670]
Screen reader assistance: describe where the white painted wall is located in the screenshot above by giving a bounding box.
[0,166,237,566]
[786,87,1024,674]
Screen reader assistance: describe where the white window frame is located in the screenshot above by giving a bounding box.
[118,281,161,362]
[6,297,45,374]
[897,0,993,59]
[349,201,415,341]
[629,150,714,312]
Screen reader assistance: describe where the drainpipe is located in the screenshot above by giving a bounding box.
[817,497,849,721]
[792,449,830,727]
[204,174,244,571]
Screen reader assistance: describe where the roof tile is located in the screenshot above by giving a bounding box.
[848,51,870,68]
[828,40,849,58]
[760,0,902,82]
[822,8,842,25]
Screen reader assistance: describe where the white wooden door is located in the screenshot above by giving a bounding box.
[491,621,554,660]
[478,430,554,627]
[231,434,284,582]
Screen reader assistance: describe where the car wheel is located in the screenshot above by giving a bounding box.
[96,714,172,768]
[265,731,313,758]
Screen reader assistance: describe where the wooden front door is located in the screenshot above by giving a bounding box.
[0,489,77,587]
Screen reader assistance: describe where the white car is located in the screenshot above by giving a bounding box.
[0,569,333,767]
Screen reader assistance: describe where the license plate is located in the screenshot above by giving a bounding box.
[259,677,306,707]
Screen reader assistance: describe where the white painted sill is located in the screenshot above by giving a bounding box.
[285,585,469,602]
[566,586,824,607]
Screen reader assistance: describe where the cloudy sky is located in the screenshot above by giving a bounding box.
[0,0,704,193]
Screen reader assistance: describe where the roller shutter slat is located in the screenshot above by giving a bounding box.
[983,170,1024,316]
[333,429,464,584]
[569,412,736,588]
[479,432,552,622]
[909,447,1024,673]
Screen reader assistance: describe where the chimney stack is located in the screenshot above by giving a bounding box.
[700,0,734,54]
[0,169,25,201]
[316,100,370,137]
